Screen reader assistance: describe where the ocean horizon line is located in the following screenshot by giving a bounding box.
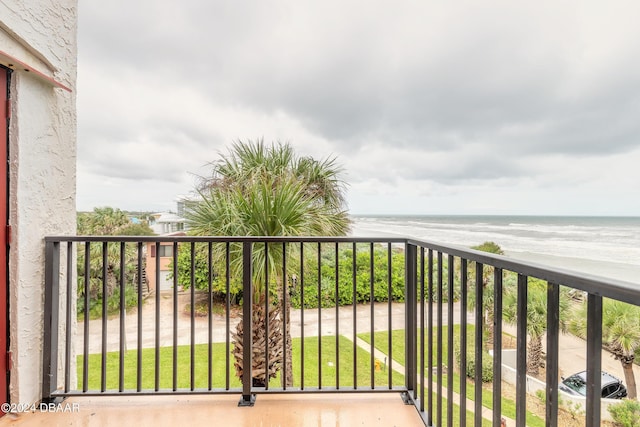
[350,213,640,219]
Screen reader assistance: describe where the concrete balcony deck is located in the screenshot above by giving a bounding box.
[0,394,424,427]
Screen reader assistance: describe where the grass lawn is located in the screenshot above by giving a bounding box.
[77,335,404,391]
[77,333,494,426]
[427,397,492,427]
[358,327,545,427]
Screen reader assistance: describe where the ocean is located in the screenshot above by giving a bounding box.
[349,215,640,284]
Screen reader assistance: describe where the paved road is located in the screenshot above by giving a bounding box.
[76,291,469,352]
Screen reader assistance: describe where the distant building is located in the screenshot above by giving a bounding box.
[176,194,200,218]
[145,196,202,290]
[148,194,200,234]
[149,212,186,234]
[145,231,185,292]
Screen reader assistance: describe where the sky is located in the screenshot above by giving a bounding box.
[76,1,640,216]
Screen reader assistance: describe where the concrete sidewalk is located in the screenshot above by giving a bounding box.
[354,335,516,426]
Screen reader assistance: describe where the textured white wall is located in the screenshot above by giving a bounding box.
[0,0,77,405]
[0,1,77,86]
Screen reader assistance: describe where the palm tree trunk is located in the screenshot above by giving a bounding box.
[232,303,283,386]
[527,335,543,377]
[107,268,118,299]
[484,310,494,352]
[279,276,294,387]
[284,298,293,387]
[619,354,637,400]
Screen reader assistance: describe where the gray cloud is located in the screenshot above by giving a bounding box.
[76,1,640,214]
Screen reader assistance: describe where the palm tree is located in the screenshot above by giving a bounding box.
[502,278,570,377]
[78,206,130,235]
[569,299,640,400]
[467,241,504,351]
[77,207,146,316]
[186,139,350,387]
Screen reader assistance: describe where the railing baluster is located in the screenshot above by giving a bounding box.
[516,274,528,426]
[101,241,108,393]
[155,242,160,391]
[42,240,60,401]
[493,268,503,427]
[352,242,357,389]
[388,243,394,390]
[282,242,288,390]
[335,242,340,389]
[404,244,417,397]
[370,242,375,389]
[317,242,322,389]
[264,243,270,391]
[83,242,90,393]
[447,254,454,427]
[119,241,125,392]
[459,258,468,427]
[586,293,603,427]
[545,282,560,427]
[427,249,434,426]
[137,242,143,392]
[474,263,483,427]
[419,247,425,410]
[172,242,178,391]
[239,242,254,406]
[190,242,196,391]
[436,251,443,427]
[65,241,72,394]
[300,242,305,390]
[207,241,213,391]
[225,242,231,390]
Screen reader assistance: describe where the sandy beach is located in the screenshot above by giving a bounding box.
[506,250,640,285]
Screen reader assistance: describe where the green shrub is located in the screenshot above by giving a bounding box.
[81,284,138,320]
[454,340,493,382]
[290,243,406,309]
[171,241,464,310]
[170,242,242,300]
[471,241,504,255]
[465,352,494,382]
[77,241,140,318]
[609,399,640,427]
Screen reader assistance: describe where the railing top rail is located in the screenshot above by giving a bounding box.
[44,235,407,244]
[407,237,640,306]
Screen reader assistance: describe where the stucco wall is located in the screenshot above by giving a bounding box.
[0,1,76,87]
[0,0,77,405]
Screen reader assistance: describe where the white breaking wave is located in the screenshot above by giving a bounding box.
[350,215,640,269]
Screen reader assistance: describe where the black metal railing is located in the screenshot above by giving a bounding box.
[42,236,640,427]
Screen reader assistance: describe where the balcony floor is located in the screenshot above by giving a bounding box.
[0,393,425,427]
